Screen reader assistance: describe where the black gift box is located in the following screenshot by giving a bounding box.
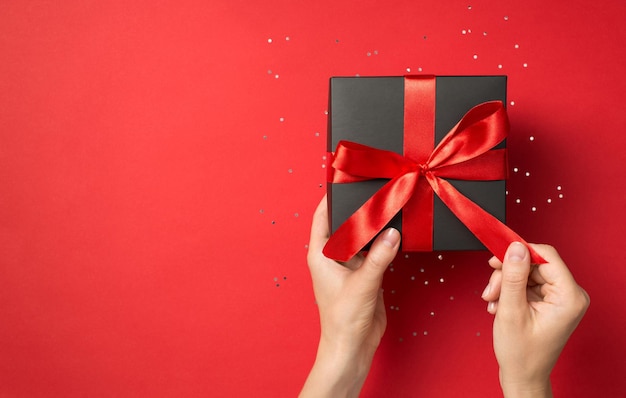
[327,76,507,251]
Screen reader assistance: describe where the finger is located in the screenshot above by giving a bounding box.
[487,300,498,314]
[498,242,532,316]
[486,266,542,303]
[488,255,503,270]
[528,265,547,286]
[375,288,387,325]
[481,269,502,302]
[307,195,330,261]
[527,284,545,302]
[342,253,365,271]
[357,228,401,284]
[528,243,576,286]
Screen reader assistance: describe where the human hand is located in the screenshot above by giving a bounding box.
[481,242,590,397]
[299,196,401,398]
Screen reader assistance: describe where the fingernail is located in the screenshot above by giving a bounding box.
[488,301,496,312]
[381,228,400,248]
[481,283,491,298]
[507,241,527,262]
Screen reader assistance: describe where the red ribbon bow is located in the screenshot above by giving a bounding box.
[323,100,546,264]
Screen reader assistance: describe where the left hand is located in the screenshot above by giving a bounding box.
[300,195,401,398]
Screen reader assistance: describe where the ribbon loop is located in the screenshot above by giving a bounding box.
[428,101,509,169]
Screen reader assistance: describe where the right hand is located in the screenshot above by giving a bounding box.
[481,242,590,397]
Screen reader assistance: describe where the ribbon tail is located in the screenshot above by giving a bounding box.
[427,175,547,264]
[323,171,418,262]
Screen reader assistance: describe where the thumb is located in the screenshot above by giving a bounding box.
[358,228,401,284]
[499,242,531,315]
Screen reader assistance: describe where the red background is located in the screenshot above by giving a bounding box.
[1,1,625,396]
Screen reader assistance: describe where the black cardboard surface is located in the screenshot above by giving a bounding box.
[328,76,507,251]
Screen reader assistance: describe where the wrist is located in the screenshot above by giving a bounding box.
[316,337,375,387]
[300,338,375,398]
[501,379,553,398]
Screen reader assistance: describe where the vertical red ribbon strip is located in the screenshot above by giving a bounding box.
[403,76,436,251]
